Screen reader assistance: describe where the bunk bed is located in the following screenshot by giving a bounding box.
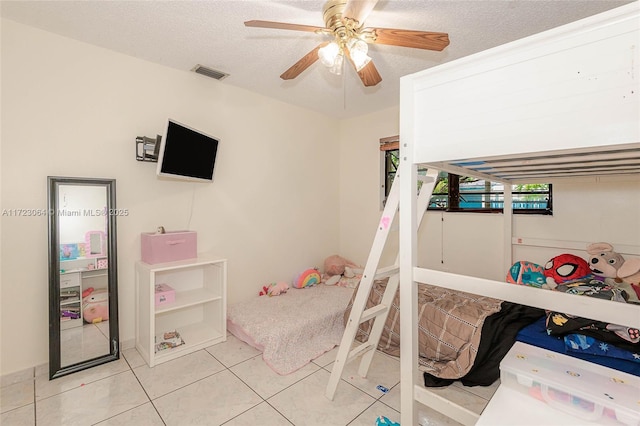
[398,3,640,425]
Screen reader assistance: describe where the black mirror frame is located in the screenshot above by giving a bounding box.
[47,176,119,379]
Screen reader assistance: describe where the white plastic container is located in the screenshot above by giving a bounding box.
[500,342,640,425]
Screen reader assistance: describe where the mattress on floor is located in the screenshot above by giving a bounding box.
[227,283,355,375]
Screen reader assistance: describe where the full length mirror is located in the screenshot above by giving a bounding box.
[48,177,119,379]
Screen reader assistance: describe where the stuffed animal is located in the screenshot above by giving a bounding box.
[543,253,591,289]
[586,242,639,302]
[324,255,360,277]
[322,255,363,286]
[586,242,625,278]
[292,268,321,289]
[506,261,546,288]
[83,288,109,323]
[259,281,289,297]
[617,257,640,300]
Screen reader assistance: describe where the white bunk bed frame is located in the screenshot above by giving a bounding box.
[398,3,640,425]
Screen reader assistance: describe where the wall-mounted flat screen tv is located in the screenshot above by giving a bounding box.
[156,119,219,182]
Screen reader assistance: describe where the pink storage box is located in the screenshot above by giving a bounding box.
[155,284,175,306]
[141,231,197,264]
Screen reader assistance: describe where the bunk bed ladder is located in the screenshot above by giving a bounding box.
[325,168,437,400]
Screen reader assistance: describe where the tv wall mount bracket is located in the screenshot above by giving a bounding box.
[135,135,162,162]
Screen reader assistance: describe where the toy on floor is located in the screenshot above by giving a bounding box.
[259,281,289,297]
[292,268,321,289]
[82,288,109,323]
[376,416,400,426]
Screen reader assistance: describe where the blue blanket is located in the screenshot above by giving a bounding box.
[517,317,640,376]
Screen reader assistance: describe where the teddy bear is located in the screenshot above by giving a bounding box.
[586,242,639,302]
[322,255,363,286]
[259,281,289,297]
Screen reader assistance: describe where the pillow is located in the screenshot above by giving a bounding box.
[506,261,546,288]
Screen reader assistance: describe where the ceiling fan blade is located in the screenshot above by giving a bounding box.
[370,27,450,51]
[343,0,378,27]
[356,60,382,87]
[244,20,324,33]
[345,49,382,87]
[280,42,329,80]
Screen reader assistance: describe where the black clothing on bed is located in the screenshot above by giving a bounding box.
[423,302,544,387]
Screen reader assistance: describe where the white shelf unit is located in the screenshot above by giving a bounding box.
[398,3,640,425]
[135,254,227,367]
[59,272,82,330]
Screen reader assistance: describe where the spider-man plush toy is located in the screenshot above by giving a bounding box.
[543,253,591,289]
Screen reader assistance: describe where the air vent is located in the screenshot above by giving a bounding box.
[192,64,229,81]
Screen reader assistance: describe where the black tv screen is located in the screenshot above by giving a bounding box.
[156,119,219,182]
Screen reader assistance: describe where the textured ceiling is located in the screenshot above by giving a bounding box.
[1,0,636,118]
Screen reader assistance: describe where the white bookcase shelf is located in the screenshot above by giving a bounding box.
[135,254,227,367]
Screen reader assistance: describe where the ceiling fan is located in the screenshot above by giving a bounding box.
[244,0,450,87]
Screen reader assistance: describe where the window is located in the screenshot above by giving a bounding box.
[381,145,552,215]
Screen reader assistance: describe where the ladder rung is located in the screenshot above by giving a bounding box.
[347,342,375,362]
[373,265,399,280]
[360,304,388,323]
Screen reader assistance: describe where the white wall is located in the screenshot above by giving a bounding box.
[0,19,340,376]
[337,107,400,267]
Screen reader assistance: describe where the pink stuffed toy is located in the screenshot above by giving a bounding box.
[323,255,363,286]
[259,281,289,297]
[324,255,360,276]
[83,288,109,323]
[618,258,640,299]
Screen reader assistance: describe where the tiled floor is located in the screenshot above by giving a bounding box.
[0,335,498,425]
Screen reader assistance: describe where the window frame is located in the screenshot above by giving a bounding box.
[381,142,553,215]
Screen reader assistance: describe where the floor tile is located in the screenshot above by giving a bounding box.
[268,369,375,426]
[205,334,261,368]
[35,357,129,401]
[153,369,262,425]
[0,379,33,414]
[121,347,146,369]
[230,354,319,399]
[132,349,224,399]
[451,379,499,400]
[425,385,489,415]
[35,370,149,426]
[326,351,400,398]
[379,384,464,426]
[222,401,291,426]
[95,402,164,425]
[312,346,338,367]
[349,400,400,426]
[0,404,35,425]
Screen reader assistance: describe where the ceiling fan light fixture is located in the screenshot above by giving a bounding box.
[329,52,344,75]
[347,38,371,71]
[318,41,340,67]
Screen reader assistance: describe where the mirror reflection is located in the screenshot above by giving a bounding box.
[48,177,119,379]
